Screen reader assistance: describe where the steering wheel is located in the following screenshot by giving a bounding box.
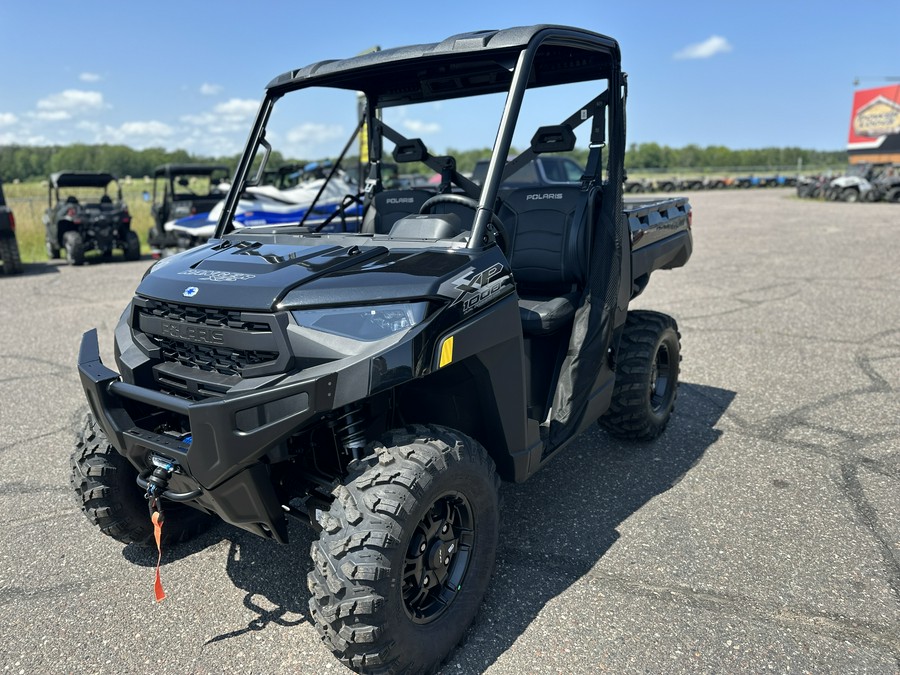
[418,193,508,253]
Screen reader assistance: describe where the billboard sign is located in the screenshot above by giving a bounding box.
[847,85,900,164]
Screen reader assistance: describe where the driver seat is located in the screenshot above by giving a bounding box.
[361,189,434,234]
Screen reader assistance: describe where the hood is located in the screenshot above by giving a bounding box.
[135,235,469,311]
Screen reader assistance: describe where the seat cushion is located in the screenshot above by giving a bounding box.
[518,292,579,335]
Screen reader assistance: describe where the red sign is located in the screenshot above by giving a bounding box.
[847,85,900,161]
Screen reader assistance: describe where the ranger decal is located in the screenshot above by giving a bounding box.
[449,263,508,313]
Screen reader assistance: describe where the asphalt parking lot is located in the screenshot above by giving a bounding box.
[1,188,898,673]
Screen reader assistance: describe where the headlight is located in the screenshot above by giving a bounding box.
[292,302,427,342]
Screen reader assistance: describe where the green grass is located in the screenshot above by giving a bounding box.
[6,166,841,263]
[5,177,157,263]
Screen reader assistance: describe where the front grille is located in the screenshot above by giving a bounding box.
[155,336,279,377]
[135,298,283,383]
[140,299,271,332]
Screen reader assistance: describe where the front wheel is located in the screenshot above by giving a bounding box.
[71,413,214,546]
[841,187,859,203]
[600,310,681,440]
[308,425,500,674]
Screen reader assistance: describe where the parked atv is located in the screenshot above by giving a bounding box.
[0,177,23,274]
[147,163,231,255]
[73,25,692,673]
[828,163,892,202]
[44,172,138,265]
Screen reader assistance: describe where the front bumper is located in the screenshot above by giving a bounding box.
[78,328,337,542]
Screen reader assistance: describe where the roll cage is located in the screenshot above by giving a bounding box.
[216,25,624,246]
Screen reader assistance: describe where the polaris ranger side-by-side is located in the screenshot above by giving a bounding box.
[73,25,692,673]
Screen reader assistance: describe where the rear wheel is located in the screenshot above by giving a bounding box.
[71,413,214,546]
[63,231,84,266]
[46,238,61,259]
[0,233,23,274]
[308,424,500,674]
[600,310,681,440]
[123,230,141,261]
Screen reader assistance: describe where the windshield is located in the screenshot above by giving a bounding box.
[54,182,119,206]
[229,64,609,239]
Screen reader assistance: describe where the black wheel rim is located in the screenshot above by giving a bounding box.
[649,341,672,413]
[402,491,474,624]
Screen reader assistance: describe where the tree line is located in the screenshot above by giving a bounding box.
[0,142,848,182]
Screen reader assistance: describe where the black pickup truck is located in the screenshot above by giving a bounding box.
[73,25,692,673]
[471,154,585,188]
[0,178,23,274]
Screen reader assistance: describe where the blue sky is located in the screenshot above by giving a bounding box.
[2,1,899,157]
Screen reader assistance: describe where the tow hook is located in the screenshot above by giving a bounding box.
[136,459,202,509]
[144,464,174,517]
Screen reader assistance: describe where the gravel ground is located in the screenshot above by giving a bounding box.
[0,188,898,674]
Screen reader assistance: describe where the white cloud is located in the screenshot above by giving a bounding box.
[0,113,17,126]
[79,72,102,83]
[402,119,441,135]
[181,132,244,157]
[286,123,343,144]
[37,89,104,112]
[0,131,50,145]
[674,35,733,60]
[33,110,72,121]
[200,82,223,96]
[214,98,258,118]
[96,120,175,147]
[119,121,174,137]
[182,98,258,135]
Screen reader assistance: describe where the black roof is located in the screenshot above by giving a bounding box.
[49,172,118,189]
[266,25,619,107]
[153,163,231,178]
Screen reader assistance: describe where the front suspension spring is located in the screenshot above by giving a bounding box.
[331,404,367,460]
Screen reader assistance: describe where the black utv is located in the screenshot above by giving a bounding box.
[0,178,23,274]
[147,163,230,254]
[44,171,138,265]
[74,25,692,673]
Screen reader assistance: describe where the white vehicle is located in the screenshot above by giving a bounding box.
[161,166,362,251]
[828,164,887,202]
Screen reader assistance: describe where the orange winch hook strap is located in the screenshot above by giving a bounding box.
[151,511,166,602]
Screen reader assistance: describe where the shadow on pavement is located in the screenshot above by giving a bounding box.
[450,381,735,671]
[125,380,735,666]
[4,261,61,276]
[123,519,314,642]
[204,523,314,643]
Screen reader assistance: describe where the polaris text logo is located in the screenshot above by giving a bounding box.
[179,269,257,282]
[525,193,564,200]
[385,197,416,205]
[183,286,199,298]
[159,319,225,346]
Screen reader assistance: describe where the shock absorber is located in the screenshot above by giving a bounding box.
[331,404,368,461]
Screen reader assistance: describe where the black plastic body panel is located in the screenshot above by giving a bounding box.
[627,197,692,281]
[79,328,337,542]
